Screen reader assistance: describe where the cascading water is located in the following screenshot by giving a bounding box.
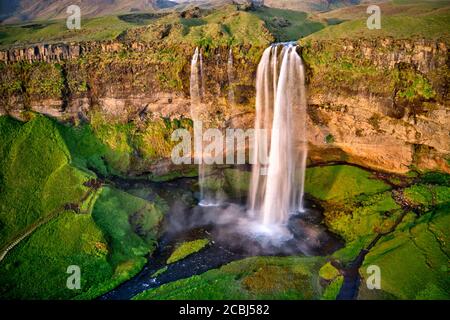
[227,48,235,106]
[190,47,221,206]
[190,47,203,119]
[190,47,207,203]
[248,43,308,227]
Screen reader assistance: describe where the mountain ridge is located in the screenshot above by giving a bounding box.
[0,0,387,24]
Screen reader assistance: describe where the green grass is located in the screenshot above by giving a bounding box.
[0,211,113,299]
[0,114,168,299]
[138,5,273,48]
[252,7,324,42]
[304,165,391,201]
[0,185,167,299]
[135,256,327,300]
[167,239,210,264]
[304,6,450,43]
[304,165,404,264]
[331,235,375,265]
[0,15,157,49]
[358,204,450,299]
[319,262,340,281]
[324,192,402,243]
[321,276,344,300]
[403,184,450,208]
[56,121,110,176]
[0,115,91,247]
[92,187,166,267]
[419,171,450,186]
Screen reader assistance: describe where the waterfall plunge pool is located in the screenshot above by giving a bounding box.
[100,172,343,300]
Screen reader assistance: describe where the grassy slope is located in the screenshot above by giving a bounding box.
[305,2,450,42]
[0,15,158,49]
[356,173,450,299]
[304,165,403,264]
[306,165,450,299]
[0,115,167,299]
[305,165,449,300]
[0,186,165,299]
[0,211,112,299]
[359,205,450,299]
[252,6,324,42]
[135,5,274,48]
[92,187,165,268]
[0,4,327,49]
[0,115,90,246]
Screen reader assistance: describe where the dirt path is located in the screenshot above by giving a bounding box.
[0,210,61,263]
[0,185,99,263]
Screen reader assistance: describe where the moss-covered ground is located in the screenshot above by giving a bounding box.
[134,256,327,300]
[167,239,210,264]
[0,115,90,247]
[358,204,450,300]
[0,114,168,299]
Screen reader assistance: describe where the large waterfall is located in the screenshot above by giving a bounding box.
[248,43,308,226]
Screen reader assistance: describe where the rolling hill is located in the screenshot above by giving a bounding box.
[0,0,389,24]
[0,0,178,24]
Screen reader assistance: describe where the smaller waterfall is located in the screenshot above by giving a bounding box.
[190,47,206,202]
[190,47,221,206]
[190,47,203,119]
[227,48,235,106]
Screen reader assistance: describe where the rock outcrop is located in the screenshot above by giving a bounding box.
[0,38,448,174]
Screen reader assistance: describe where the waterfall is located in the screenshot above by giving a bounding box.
[227,48,235,106]
[190,47,203,119]
[190,47,221,206]
[190,47,207,202]
[248,43,308,226]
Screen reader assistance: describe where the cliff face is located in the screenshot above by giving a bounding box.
[0,38,448,175]
[0,41,259,124]
[302,38,449,174]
